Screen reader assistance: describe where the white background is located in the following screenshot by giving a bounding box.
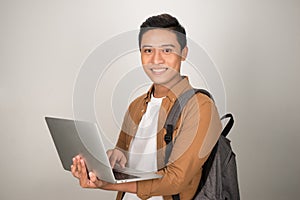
[1,0,299,199]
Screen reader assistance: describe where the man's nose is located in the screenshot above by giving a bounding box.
[152,49,164,64]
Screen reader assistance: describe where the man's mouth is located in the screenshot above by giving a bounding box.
[151,68,168,74]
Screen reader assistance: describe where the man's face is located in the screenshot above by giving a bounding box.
[140,29,187,88]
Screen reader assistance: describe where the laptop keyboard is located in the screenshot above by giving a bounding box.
[112,169,139,180]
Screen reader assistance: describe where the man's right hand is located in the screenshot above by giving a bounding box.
[106,149,127,168]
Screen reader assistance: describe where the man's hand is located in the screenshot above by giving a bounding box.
[106,149,127,168]
[71,155,109,189]
[71,155,137,193]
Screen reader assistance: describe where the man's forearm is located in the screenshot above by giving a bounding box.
[102,181,137,193]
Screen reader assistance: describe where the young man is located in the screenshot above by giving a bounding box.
[71,14,222,200]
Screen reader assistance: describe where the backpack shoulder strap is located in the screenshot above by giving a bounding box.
[164,88,213,146]
[163,89,213,164]
[220,113,234,137]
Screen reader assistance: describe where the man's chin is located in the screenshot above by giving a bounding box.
[148,74,181,88]
[151,78,174,89]
[151,78,168,86]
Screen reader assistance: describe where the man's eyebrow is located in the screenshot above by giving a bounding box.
[160,44,176,48]
[141,45,153,48]
[141,44,176,48]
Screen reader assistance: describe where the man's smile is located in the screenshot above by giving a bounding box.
[150,67,168,75]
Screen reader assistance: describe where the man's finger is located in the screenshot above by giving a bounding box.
[109,155,116,168]
[119,156,127,168]
[106,150,112,158]
[107,150,116,168]
[89,172,107,188]
[78,159,90,187]
[77,157,82,173]
[80,159,87,177]
[71,158,77,176]
[89,172,98,182]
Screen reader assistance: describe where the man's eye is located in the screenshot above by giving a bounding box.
[163,48,173,54]
[143,49,152,53]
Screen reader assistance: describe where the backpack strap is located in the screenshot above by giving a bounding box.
[220,113,234,137]
[164,89,213,164]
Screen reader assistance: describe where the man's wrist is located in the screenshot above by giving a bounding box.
[101,181,137,193]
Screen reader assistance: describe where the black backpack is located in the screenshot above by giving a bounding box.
[164,89,240,200]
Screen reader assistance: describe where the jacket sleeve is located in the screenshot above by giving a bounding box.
[136,94,222,199]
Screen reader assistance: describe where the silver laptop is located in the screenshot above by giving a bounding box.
[45,116,162,183]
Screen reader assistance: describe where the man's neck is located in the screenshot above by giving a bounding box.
[152,76,183,98]
[152,84,169,98]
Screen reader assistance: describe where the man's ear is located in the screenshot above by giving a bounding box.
[181,46,188,61]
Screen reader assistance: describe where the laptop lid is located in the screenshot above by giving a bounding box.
[45,117,162,183]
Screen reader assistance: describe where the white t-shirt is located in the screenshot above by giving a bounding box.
[123,95,164,200]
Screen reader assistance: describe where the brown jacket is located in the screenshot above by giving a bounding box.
[115,77,222,200]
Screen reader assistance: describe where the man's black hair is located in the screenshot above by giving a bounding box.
[138,14,187,50]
